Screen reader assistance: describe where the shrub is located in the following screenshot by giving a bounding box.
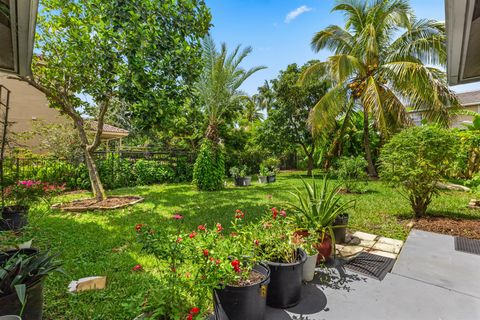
[261,157,280,175]
[193,140,225,191]
[380,126,456,217]
[134,160,175,185]
[334,156,368,193]
[229,165,248,178]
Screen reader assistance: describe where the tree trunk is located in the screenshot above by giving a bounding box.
[307,154,314,176]
[85,149,107,201]
[363,108,378,178]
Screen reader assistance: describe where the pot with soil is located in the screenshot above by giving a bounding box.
[266,248,307,308]
[214,263,270,320]
[234,176,251,187]
[0,206,28,231]
[258,176,268,184]
[332,213,349,244]
[0,248,62,320]
[266,175,276,183]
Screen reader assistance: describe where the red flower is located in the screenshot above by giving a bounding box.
[231,259,241,273]
[132,264,143,272]
[216,259,221,265]
[135,223,144,232]
[190,307,200,315]
[280,210,287,217]
[271,207,278,219]
[216,223,223,233]
[177,237,183,243]
[189,231,197,239]
[234,209,245,219]
[197,224,206,231]
[172,214,184,220]
[203,249,209,257]
[254,239,260,246]
[186,314,193,320]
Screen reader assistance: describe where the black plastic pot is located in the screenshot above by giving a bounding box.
[0,206,28,231]
[266,248,307,308]
[214,264,270,320]
[234,176,251,187]
[0,279,44,320]
[266,175,276,183]
[333,213,349,244]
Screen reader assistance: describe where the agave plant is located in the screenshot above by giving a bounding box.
[287,175,355,242]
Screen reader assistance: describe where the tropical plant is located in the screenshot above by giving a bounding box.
[287,176,355,239]
[0,250,63,311]
[229,165,248,179]
[303,0,459,177]
[334,156,368,193]
[193,140,225,191]
[194,36,265,190]
[380,125,456,217]
[261,157,280,176]
[4,181,65,208]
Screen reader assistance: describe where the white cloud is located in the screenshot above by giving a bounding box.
[284,5,312,23]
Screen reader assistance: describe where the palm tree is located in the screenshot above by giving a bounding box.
[197,36,266,143]
[255,80,275,115]
[244,97,265,125]
[303,0,459,177]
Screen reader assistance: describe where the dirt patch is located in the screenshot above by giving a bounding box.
[229,270,265,287]
[52,196,144,212]
[413,216,480,240]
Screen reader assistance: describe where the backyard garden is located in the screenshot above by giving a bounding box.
[2,0,480,319]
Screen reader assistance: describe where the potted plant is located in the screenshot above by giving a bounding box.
[332,213,349,244]
[1,181,64,231]
[261,158,280,183]
[294,230,319,282]
[0,249,63,319]
[258,165,268,184]
[255,208,306,308]
[287,176,354,262]
[230,165,251,187]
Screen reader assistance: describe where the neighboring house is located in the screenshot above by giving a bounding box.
[0,71,129,152]
[409,90,480,128]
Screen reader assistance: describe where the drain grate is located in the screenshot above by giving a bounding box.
[344,252,395,281]
[454,237,480,255]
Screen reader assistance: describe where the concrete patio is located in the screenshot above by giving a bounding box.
[266,229,480,320]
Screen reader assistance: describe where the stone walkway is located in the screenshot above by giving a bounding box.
[335,231,404,259]
[265,229,480,320]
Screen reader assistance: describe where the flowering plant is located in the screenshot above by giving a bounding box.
[4,180,65,207]
[254,207,300,263]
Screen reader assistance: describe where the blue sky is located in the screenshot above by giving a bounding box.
[206,0,480,95]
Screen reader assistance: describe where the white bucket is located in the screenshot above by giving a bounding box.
[302,253,318,281]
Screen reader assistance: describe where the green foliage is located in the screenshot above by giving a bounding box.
[380,126,457,217]
[193,140,225,191]
[334,156,368,193]
[260,157,280,176]
[449,119,480,179]
[229,165,248,178]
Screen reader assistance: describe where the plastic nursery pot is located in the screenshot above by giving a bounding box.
[1,206,28,232]
[214,263,270,320]
[258,176,268,184]
[0,279,44,320]
[266,248,307,309]
[302,253,319,282]
[333,213,349,244]
[266,175,276,183]
[234,176,251,187]
[315,235,333,263]
[0,316,22,320]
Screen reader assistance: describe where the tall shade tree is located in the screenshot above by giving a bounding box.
[304,0,459,177]
[18,0,210,201]
[193,36,265,190]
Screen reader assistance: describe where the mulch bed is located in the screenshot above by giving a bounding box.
[413,216,480,240]
[51,196,144,212]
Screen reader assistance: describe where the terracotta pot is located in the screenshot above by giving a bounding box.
[314,235,332,263]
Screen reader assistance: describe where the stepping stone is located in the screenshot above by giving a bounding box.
[352,231,379,242]
[377,237,404,247]
[368,249,398,259]
[338,245,364,258]
[372,241,401,254]
[358,239,376,248]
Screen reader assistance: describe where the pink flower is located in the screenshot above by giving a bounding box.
[172,214,184,220]
[234,209,245,219]
[132,264,143,272]
[197,224,206,231]
[189,231,197,239]
[176,237,183,243]
[280,210,287,217]
[216,223,223,233]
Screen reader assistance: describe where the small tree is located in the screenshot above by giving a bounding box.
[16,0,210,201]
[334,156,368,193]
[380,126,456,217]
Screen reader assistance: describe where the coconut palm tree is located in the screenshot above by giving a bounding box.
[244,97,265,125]
[303,0,459,177]
[197,36,266,143]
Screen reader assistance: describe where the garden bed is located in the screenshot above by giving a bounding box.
[51,196,144,212]
[413,217,480,240]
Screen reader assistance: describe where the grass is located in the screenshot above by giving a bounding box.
[25,172,480,319]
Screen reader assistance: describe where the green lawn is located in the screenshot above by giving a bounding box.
[26,172,480,319]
